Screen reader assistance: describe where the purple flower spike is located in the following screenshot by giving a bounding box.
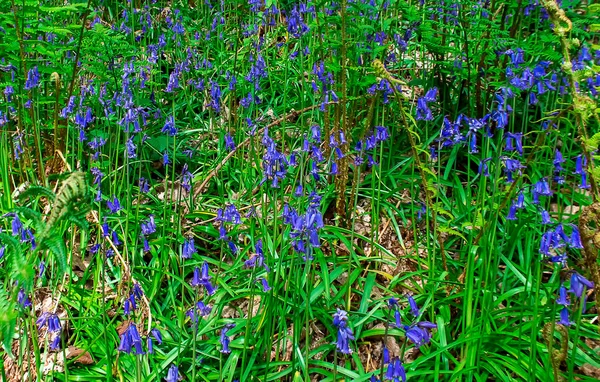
[332,309,355,354]
[220,323,236,354]
[182,237,197,259]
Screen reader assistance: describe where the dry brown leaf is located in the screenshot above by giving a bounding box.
[66,346,94,365]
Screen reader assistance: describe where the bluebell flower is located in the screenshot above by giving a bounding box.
[404,321,436,348]
[13,134,24,160]
[151,328,163,344]
[505,132,523,155]
[139,177,150,193]
[182,237,197,259]
[417,202,427,220]
[220,323,236,354]
[209,81,222,113]
[438,116,465,147]
[162,116,177,136]
[556,285,570,306]
[515,192,525,209]
[186,302,212,326]
[330,162,338,175]
[191,266,202,287]
[574,155,587,175]
[557,307,573,326]
[332,309,354,354]
[199,262,217,295]
[4,85,14,102]
[541,209,552,225]
[18,288,31,308]
[394,310,402,328]
[195,301,212,317]
[424,87,438,102]
[165,364,179,382]
[126,137,137,159]
[532,178,552,204]
[539,231,554,256]
[37,312,61,333]
[555,224,570,243]
[569,224,583,249]
[118,323,144,355]
[112,230,121,246]
[258,277,271,292]
[228,240,238,254]
[416,98,433,121]
[502,157,525,183]
[375,126,390,142]
[223,204,242,224]
[385,357,407,382]
[7,212,23,236]
[406,294,420,317]
[24,66,40,90]
[181,165,193,192]
[224,133,235,151]
[141,215,156,236]
[578,173,590,189]
[568,272,594,299]
[506,48,525,68]
[132,283,143,300]
[147,336,154,354]
[479,157,492,177]
[507,203,518,220]
[49,335,61,350]
[107,196,122,214]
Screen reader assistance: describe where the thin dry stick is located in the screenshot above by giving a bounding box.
[192,104,323,200]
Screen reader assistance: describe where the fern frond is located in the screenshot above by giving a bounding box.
[0,286,18,358]
[43,171,87,239]
[16,185,56,203]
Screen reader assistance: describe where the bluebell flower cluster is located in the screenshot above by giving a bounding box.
[191,262,217,295]
[283,192,324,259]
[140,214,156,252]
[245,239,269,271]
[260,129,290,188]
[286,4,311,38]
[18,288,31,309]
[416,87,437,121]
[124,283,144,315]
[37,312,62,350]
[186,300,212,327]
[3,212,36,250]
[182,237,197,259]
[539,223,584,265]
[220,323,236,354]
[332,309,355,354]
[555,272,594,327]
[118,322,144,355]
